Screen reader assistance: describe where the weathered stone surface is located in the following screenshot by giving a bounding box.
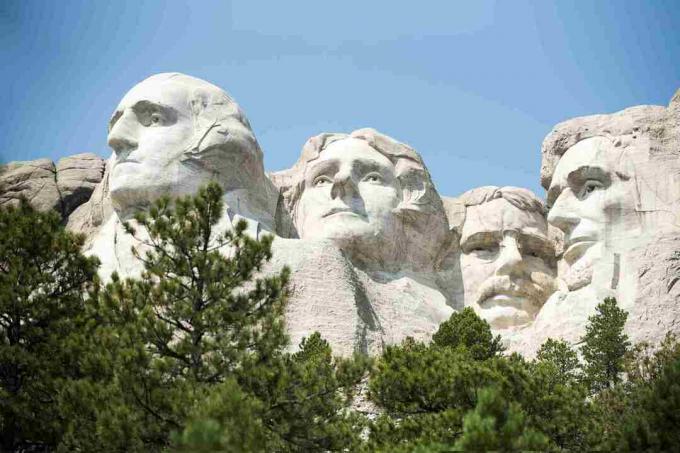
[73,73,281,278]
[0,153,105,220]
[514,89,680,356]
[268,238,453,356]
[445,186,558,349]
[0,158,60,212]
[271,128,450,273]
[56,153,105,217]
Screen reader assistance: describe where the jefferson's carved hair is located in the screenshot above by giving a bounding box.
[284,128,446,232]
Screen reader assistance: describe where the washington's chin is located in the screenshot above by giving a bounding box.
[478,295,537,329]
[110,171,194,216]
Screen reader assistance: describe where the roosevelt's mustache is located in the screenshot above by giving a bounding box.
[475,275,553,307]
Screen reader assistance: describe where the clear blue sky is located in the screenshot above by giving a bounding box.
[1,0,679,197]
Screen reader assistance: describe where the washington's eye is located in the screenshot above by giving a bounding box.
[363,173,383,184]
[313,176,333,187]
[579,180,604,199]
[132,101,177,127]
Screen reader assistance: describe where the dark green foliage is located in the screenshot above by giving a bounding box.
[369,339,496,414]
[367,310,593,451]
[453,386,550,451]
[581,297,630,392]
[0,200,99,451]
[173,378,267,453]
[536,338,580,383]
[94,183,290,449]
[594,333,680,450]
[4,190,680,452]
[432,307,504,360]
[86,183,367,451]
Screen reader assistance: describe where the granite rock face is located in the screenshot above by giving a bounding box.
[514,89,680,356]
[0,153,105,220]
[6,73,680,357]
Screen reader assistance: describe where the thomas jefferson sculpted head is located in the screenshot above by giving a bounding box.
[283,129,449,271]
[456,186,557,329]
[107,73,269,218]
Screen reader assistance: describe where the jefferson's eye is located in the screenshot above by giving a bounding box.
[150,113,162,125]
[313,176,333,187]
[363,173,383,184]
[579,180,604,199]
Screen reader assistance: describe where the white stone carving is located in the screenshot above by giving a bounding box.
[269,129,454,354]
[446,187,557,348]
[6,71,679,357]
[273,129,450,272]
[517,93,680,356]
[74,73,280,279]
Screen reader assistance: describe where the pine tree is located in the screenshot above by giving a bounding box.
[0,200,99,451]
[581,297,630,392]
[367,310,591,451]
[595,333,680,450]
[453,386,550,451]
[95,182,289,449]
[431,307,504,360]
[92,183,367,451]
[536,338,580,383]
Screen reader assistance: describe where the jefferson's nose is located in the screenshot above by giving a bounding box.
[330,170,358,200]
[495,235,525,279]
[107,110,139,155]
[547,189,580,235]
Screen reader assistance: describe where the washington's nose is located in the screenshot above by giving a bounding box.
[547,190,580,235]
[107,111,139,155]
[330,170,357,200]
[495,236,525,278]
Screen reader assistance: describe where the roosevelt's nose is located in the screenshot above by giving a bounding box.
[330,170,358,200]
[547,189,580,235]
[495,234,526,279]
[107,110,139,155]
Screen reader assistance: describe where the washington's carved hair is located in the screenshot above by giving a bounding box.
[283,128,446,231]
[114,72,266,184]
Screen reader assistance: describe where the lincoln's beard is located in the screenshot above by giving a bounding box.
[562,252,595,291]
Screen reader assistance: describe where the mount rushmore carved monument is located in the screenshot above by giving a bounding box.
[3,72,680,356]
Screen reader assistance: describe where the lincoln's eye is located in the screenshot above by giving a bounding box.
[579,180,604,199]
[151,113,162,124]
[313,176,333,187]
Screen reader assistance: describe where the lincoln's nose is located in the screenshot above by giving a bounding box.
[547,189,580,235]
[108,111,139,155]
